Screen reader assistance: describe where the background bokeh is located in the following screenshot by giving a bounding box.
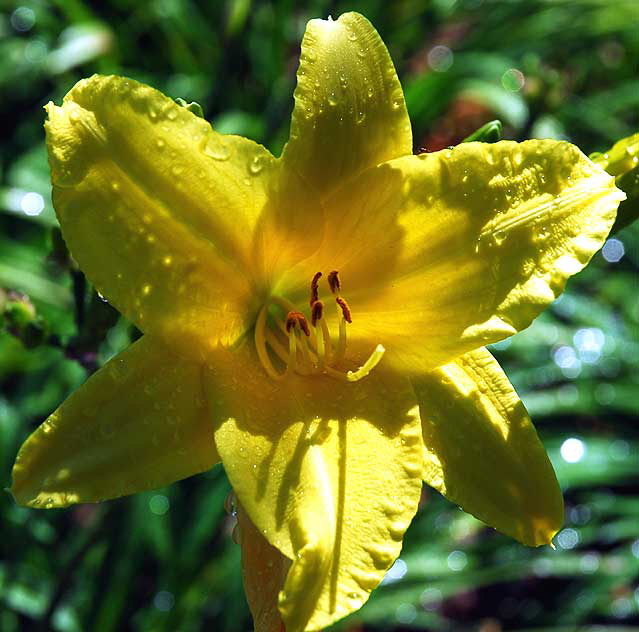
[1,1,638,631]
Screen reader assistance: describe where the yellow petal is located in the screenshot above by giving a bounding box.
[413,347,563,546]
[281,12,412,197]
[237,502,289,632]
[11,336,218,508]
[324,140,625,371]
[45,74,305,355]
[204,344,423,632]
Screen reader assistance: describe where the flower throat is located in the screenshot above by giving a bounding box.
[254,271,385,382]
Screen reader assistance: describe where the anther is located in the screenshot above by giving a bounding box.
[311,300,324,327]
[335,297,352,323]
[310,271,322,306]
[285,311,310,337]
[327,270,341,294]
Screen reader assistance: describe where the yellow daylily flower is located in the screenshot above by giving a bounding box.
[11,11,625,632]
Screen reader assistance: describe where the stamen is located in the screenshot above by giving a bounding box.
[254,273,383,383]
[335,297,352,323]
[333,313,347,364]
[310,300,328,369]
[287,324,298,373]
[265,330,288,362]
[285,311,313,374]
[327,270,341,294]
[297,332,314,374]
[320,318,333,359]
[285,311,310,337]
[315,324,325,369]
[310,271,322,306]
[255,304,285,381]
[333,297,351,364]
[310,300,324,327]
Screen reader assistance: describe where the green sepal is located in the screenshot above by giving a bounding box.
[591,133,639,233]
[463,120,503,144]
[174,98,204,119]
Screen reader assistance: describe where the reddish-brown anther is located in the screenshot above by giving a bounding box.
[285,311,311,336]
[327,270,341,294]
[335,297,352,323]
[310,271,322,306]
[310,300,324,327]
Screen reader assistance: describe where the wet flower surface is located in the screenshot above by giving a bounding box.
[11,11,624,632]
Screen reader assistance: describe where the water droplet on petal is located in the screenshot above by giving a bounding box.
[249,154,264,175]
[328,92,338,106]
[391,88,404,110]
[204,138,231,161]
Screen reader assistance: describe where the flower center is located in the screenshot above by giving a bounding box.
[254,271,385,382]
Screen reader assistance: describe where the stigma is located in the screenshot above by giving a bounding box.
[254,271,385,382]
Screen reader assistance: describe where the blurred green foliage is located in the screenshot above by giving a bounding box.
[1,1,637,631]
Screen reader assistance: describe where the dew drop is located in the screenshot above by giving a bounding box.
[535,225,549,242]
[249,154,264,175]
[156,138,165,150]
[204,139,231,161]
[224,491,238,516]
[494,229,506,244]
[302,50,316,64]
[328,92,338,106]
